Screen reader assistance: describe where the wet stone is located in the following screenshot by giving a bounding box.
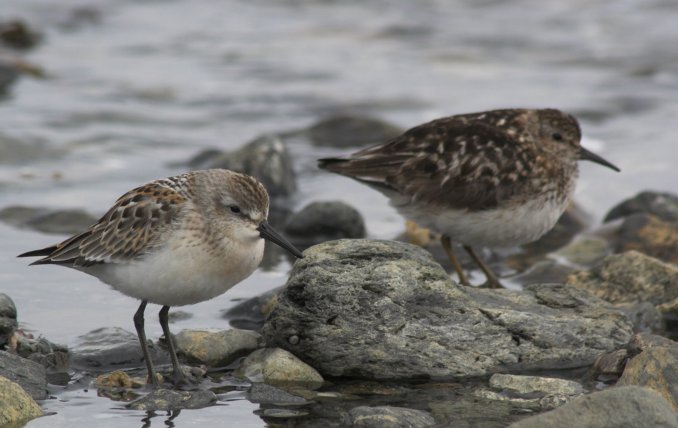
[71,327,168,371]
[612,213,678,264]
[618,301,664,333]
[0,205,97,235]
[126,388,217,411]
[95,370,144,389]
[617,334,678,412]
[0,293,17,349]
[566,251,678,306]
[508,386,678,428]
[0,350,47,400]
[263,240,633,380]
[489,374,584,397]
[173,329,262,367]
[16,335,70,385]
[247,382,310,405]
[0,20,42,50]
[284,201,366,249]
[235,347,324,390]
[0,375,43,426]
[349,405,436,428]
[306,114,403,148]
[605,191,678,223]
[222,286,282,331]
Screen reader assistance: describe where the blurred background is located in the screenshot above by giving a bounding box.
[1,0,677,426]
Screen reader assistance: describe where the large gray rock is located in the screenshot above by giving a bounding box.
[0,350,47,400]
[262,240,633,379]
[508,386,678,428]
[173,328,262,367]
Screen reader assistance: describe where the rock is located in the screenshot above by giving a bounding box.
[284,201,366,249]
[591,348,629,378]
[618,302,664,333]
[349,406,436,428]
[0,20,41,50]
[173,329,262,367]
[605,191,678,223]
[508,386,678,428]
[306,115,402,148]
[95,370,144,389]
[126,388,217,411]
[566,251,678,306]
[0,375,43,426]
[201,134,296,198]
[71,327,168,371]
[247,382,310,405]
[612,213,678,264]
[16,335,70,385]
[0,61,19,93]
[235,348,324,389]
[0,350,47,400]
[0,205,97,235]
[552,236,610,267]
[0,293,17,349]
[262,240,633,380]
[222,286,282,331]
[617,334,678,412]
[489,374,584,396]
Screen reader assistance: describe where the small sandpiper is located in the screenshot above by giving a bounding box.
[319,108,619,288]
[19,169,303,386]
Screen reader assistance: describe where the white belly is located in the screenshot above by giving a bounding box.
[85,236,265,307]
[398,196,568,248]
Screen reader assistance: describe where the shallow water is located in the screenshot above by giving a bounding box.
[2,0,678,426]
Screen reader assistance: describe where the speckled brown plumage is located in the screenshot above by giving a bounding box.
[319,108,619,287]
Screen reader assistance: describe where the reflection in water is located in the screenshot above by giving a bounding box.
[140,410,181,428]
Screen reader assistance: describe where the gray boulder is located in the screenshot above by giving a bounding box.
[71,327,168,370]
[605,191,678,223]
[284,201,366,249]
[262,240,633,379]
[306,114,402,148]
[0,350,47,400]
[508,386,678,428]
[0,205,97,235]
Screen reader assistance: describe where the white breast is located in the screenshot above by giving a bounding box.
[398,194,570,248]
[85,233,265,307]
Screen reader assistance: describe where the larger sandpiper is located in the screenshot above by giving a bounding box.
[19,168,303,385]
[319,108,619,288]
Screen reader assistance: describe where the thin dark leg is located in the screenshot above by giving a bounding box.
[463,245,504,289]
[159,305,185,385]
[133,300,159,386]
[441,235,470,287]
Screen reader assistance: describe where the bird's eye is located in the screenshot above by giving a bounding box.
[552,132,563,141]
[230,206,241,214]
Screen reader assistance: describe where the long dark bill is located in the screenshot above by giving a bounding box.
[579,147,620,172]
[257,221,304,258]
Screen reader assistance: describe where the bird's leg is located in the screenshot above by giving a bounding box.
[463,245,504,289]
[158,305,186,386]
[441,235,471,286]
[133,300,159,386]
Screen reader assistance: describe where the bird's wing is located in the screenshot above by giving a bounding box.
[320,118,535,211]
[21,182,187,267]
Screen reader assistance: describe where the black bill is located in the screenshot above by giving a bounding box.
[257,221,304,258]
[579,147,620,172]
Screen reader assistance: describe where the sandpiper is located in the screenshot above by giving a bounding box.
[19,169,303,386]
[319,108,619,288]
